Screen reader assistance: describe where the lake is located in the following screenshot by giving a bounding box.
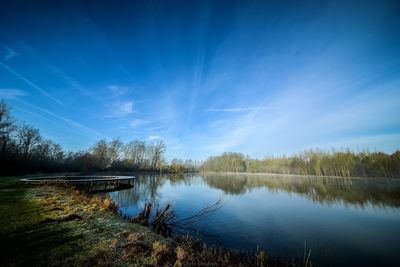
[108,173,400,267]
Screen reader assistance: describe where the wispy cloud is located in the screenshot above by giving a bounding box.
[108,85,132,96]
[129,119,148,127]
[148,135,161,140]
[14,106,67,129]
[117,101,134,114]
[106,101,134,117]
[10,45,96,101]
[48,65,93,97]
[0,88,27,99]
[3,47,19,60]
[0,63,64,106]
[206,106,273,112]
[106,85,140,118]
[145,125,166,131]
[50,66,80,88]
[15,99,104,138]
[185,3,209,135]
[200,76,400,157]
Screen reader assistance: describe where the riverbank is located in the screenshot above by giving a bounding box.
[200,171,400,180]
[0,177,293,267]
[0,177,178,266]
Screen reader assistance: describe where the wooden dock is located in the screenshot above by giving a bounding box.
[20,175,135,192]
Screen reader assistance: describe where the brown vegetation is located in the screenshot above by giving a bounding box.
[201,150,400,178]
[1,179,307,266]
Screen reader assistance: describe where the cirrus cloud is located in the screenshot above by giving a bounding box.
[3,47,19,60]
[106,101,134,117]
[0,88,28,99]
[148,135,162,140]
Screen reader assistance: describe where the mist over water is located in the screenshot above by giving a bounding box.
[109,173,400,267]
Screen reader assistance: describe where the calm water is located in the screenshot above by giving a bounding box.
[108,173,400,267]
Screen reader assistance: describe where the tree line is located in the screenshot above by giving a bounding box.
[0,101,195,176]
[201,150,400,178]
[2,100,399,178]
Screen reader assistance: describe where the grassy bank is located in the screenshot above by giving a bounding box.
[0,177,177,266]
[0,177,297,267]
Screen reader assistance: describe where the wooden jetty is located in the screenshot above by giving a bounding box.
[20,175,135,192]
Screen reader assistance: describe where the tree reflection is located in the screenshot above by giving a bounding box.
[201,173,400,207]
[111,173,400,210]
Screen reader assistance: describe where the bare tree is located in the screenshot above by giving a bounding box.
[124,140,147,168]
[49,143,64,162]
[149,140,166,169]
[108,138,123,166]
[0,101,16,155]
[33,139,64,161]
[34,139,53,160]
[91,139,109,169]
[17,124,41,157]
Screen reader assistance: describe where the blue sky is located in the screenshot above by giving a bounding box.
[0,0,399,160]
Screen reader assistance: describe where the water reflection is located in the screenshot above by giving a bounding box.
[112,173,400,209]
[201,173,400,208]
[108,173,400,267]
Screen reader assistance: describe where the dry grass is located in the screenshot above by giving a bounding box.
[3,182,303,267]
[171,235,302,267]
[55,186,303,267]
[256,250,268,267]
[128,202,301,267]
[63,186,119,213]
[151,241,174,266]
[3,183,177,266]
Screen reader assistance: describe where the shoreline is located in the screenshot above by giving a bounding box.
[0,177,298,267]
[200,171,400,180]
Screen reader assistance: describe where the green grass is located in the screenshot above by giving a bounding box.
[0,177,41,234]
[0,177,176,266]
[0,177,87,266]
